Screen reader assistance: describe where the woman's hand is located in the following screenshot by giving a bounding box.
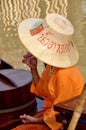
[22,53,37,70]
[20,114,43,124]
[22,53,39,86]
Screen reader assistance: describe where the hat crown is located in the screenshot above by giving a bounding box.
[55,19,67,29]
[46,13,74,35]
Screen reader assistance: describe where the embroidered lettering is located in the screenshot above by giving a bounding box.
[37,34,71,54]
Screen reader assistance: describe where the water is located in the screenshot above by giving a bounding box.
[0,0,86,79]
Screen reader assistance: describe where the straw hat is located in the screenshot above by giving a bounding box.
[18,13,79,68]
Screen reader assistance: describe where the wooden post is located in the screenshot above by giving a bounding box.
[67,83,86,130]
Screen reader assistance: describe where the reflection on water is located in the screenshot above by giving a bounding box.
[0,0,86,79]
[1,0,68,31]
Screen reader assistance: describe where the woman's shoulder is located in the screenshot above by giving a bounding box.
[55,66,79,76]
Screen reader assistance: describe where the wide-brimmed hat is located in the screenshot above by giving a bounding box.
[18,13,79,68]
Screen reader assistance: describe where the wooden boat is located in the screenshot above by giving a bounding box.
[0,59,37,130]
[54,95,86,130]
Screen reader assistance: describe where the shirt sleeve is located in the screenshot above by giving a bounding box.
[30,65,50,97]
[31,79,45,97]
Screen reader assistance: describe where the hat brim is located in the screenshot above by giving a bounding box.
[18,18,79,68]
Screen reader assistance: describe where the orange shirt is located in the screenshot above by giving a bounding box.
[31,65,84,130]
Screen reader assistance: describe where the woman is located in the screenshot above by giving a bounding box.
[13,13,85,130]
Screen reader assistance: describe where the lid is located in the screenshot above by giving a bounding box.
[0,69,32,91]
